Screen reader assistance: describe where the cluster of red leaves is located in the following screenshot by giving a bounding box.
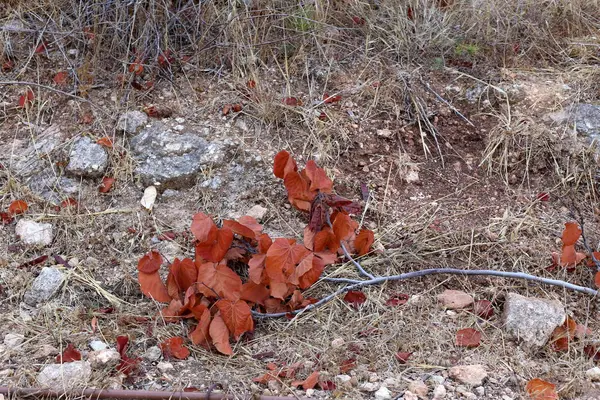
[136,151,376,355]
[1,199,29,225]
[550,222,600,287]
[18,89,34,108]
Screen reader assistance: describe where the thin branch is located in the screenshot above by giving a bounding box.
[0,81,110,116]
[419,77,475,127]
[252,267,599,318]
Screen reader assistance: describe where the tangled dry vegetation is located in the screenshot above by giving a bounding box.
[2,0,600,399]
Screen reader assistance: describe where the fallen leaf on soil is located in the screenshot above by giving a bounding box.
[53,71,68,85]
[0,212,13,224]
[34,42,47,54]
[339,358,357,373]
[60,198,78,208]
[138,250,162,273]
[318,380,336,390]
[215,298,254,340]
[283,97,300,106]
[385,293,410,306]
[550,316,577,352]
[536,192,550,202]
[253,372,277,384]
[343,290,367,309]
[18,89,34,108]
[209,312,233,355]
[8,200,28,215]
[525,378,558,400]
[354,229,374,256]
[140,186,157,211]
[323,93,341,103]
[159,337,190,360]
[99,177,115,193]
[56,343,81,363]
[96,137,113,148]
[472,299,494,319]
[395,351,412,364]
[115,335,140,376]
[456,328,481,348]
[292,371,319,390]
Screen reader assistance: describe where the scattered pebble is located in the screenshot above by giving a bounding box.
[408,380,428,398]
[3,333,25,349]
[586,367,600,381]
[23,267,64,306]
[140,186,158,211]
[88,349,120,368]
[246,204,267,221]
[157,361,174,372]
[359,382,379,392]
[331,337,345,349]
[433,384,446,399]
[437,289,474,309]
[374,386,392,400]
[16,220,54,246]
[89,340,108,352]
[37,361,92,389]
[403,390,419,400]
[449,365,488,386]
[143,346,162,361]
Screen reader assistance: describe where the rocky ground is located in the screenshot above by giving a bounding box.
[2,35,600,400]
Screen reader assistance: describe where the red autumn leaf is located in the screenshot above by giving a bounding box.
[283,97,299,106]
[247,80,256,88]
[129,62,144,75]
[138,250,162,273]
[305,160,333,193]
[525,378,559,400]
[352,16,366,25]
[562,222,581,246]
[240,281,270,305]
[232,104,243,113]
[354,229,375,256]
[0,212,13,225]
[314,227,339,253]
[222,104,231,115]
[292,371,319,390]
[297,254,325,289]
[115,336,140,376]
[56,343,81,363]
[339,358,356,373]
[323,93,341,104]
[160,299,184,322]
[222,219,256,239]
[99,177,115,193]
[53,71,68,85]
[189,308,212,348]
[8,200,28,215]
[190,212,217,242]
[332,212,355,242]
[18,90,34,108]
[248,254,266,284]
[318,381,336,390]
[395,351,412,364]
[536,192,550,202]
[550,316,577,352]
[344,290,367,309]
[253,373,277,384]
[96,137,113,148]
[159,337,190,360]
[34,42,47,54]
[283,171,313,211]
[273,150,298,179]
[2,60,14,71]
[196,261,242,300]
[265,238,310,282]
[195,227,233,263]
[215,299,254,340]
[472,300,494,319]
[60,198,78,208]
[595,271,600,288]
[318,112,328,121]
[138,270,171,303]
[456,328,481,348]
[167,257,197,294]
[209,312,233,355]
[385,293,410,306]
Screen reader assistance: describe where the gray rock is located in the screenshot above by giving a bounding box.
[586,367,600,381]
[89,340,108,351]
[143,346,162,361]
[37,361,91,389]
[246,204,267,221]
[157,361,174,372]
[130,123,227,188]
[432,385,446,399]
[449,365,487,386]
[23,267,64,306]
[502,292,565,348]
[88,349,120,368]
[16,220,53,246]
[66,137,108,177]
[374,386,392,400]
[3,333,25,349]
[116,111,148,135]
[572,104,600,138]
[26,171,79,204]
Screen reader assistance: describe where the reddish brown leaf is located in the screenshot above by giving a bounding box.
[2,60,14,72]
[138,250,162,273]
[232,104,243,113]
[222,104,231,115]
[550,316,577,352]
[222,219,256,239]
[0,212,13,225]
[34,42,47,54]
[53,71,68,85]
[332,212,355,242]
[247,80,256,88]
[138,271,171,303]
[253,372,277,384]
[129,62,144,75]
[159,337,190,360]
[305,160,333,193]
[209,313,233,355]
[248,254,266,284]
[160,299,183,322]
[313,227,339,253]
[323,93,341,104]
[56,343,81,363]
[195,227,233,263]
[8,200,28,215]
[344,291,367,309]
[395,351,412,364]
[472,300,494,319]
[339,358,356,373]
[167,257,197,294]
[283,97,299,106]
[562,222,581,246]
[297,254,325,289]
[292,371,319,390]
[352,16,366,25]
[240,281,270,305]
[215,299,254,340]
[595,271,600,288]
[537,192,550,202]
[96,137,113,148]
[318,381,336,390]
[354,229,374,256]
[99,177,115,193]
[196,261,242,300]
[265,239,310,282]
[190,212,217,242]
[189,308,211,348]
[526,378,559,400]
[456,328,481,348]
[273,150,298,179]
[60,198,78,208]
[18,89,34,108]
[385,293,410,306]
[283,171,313,211]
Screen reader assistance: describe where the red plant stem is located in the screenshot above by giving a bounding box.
[0,387,303,400]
